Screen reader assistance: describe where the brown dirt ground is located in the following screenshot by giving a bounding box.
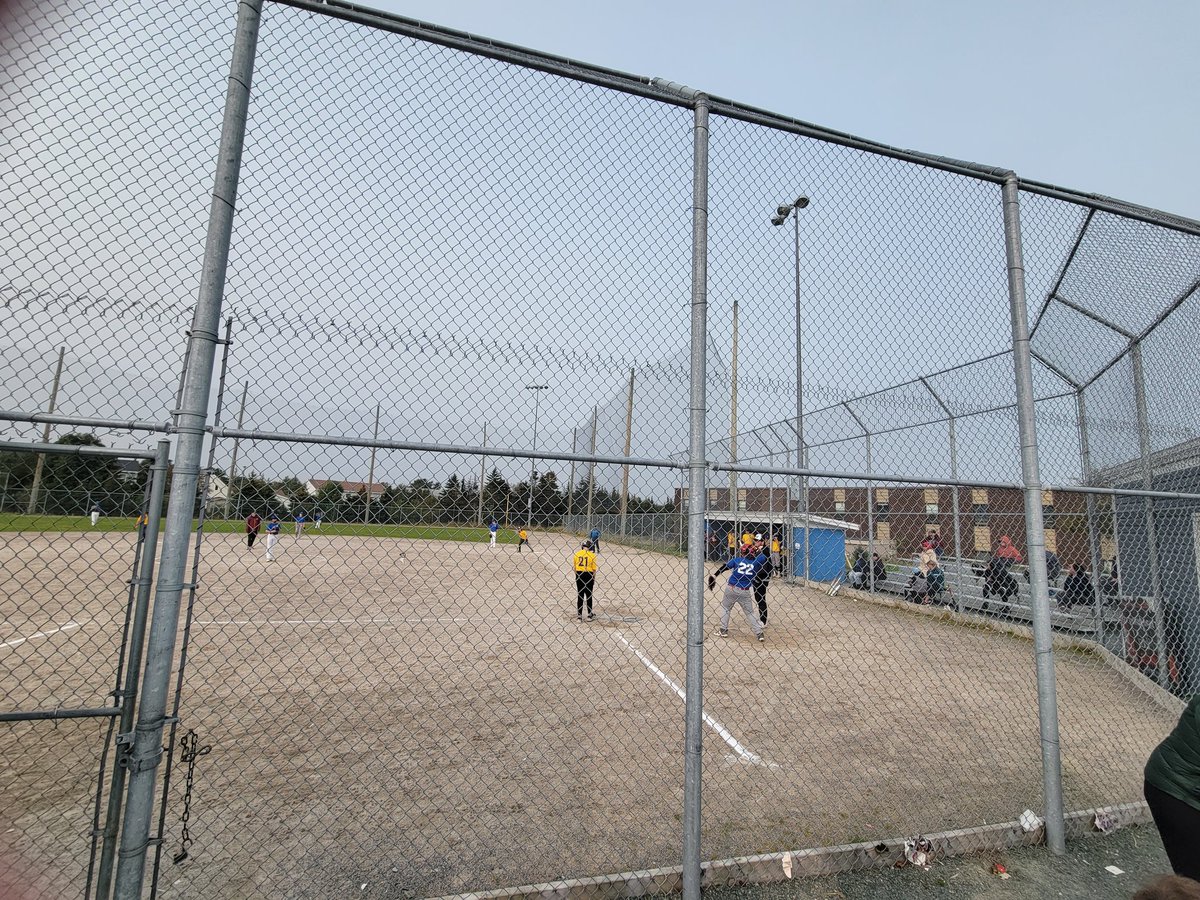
[0,530,1180,899]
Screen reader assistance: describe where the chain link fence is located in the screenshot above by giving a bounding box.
[3,1,1199,898]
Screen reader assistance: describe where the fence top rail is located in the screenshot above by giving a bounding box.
[209,426,687,470]
[0,439,157,460]
[0,410,173,435]
[272,0,1200,237]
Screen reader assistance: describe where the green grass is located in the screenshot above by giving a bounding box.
[0,513,518,543]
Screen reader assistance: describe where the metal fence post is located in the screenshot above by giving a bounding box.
[682,90,710,900]
[1001,173,1065,854]
[112,3,262,898]
[94,439,170,899]
[1131,343,1170,685]
[1075,389,1107,635]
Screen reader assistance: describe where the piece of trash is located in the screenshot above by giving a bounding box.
[781,851,792,879]
[903,836,933,869]
[1106,865,1125,876]
[1019,809,1044,832]
[360,884,367,891]
[992,863,1009,879]
[1094,812,1118,834]
[874,843,889,854]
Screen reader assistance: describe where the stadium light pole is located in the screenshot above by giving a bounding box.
[526,385,549,528]
[772,195,810,581]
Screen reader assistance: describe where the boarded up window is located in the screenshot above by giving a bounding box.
[924,488,939,504]
[972,488,989,505]
[1042,489,1055,506]
[834,488,846,503]
[974,525,992,551]
[1044,529,1057,553]
[876,522,890,542]
[875,487,890,504]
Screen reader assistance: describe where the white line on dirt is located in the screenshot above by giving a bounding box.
[0,621,81,649]
[193,617,470,626]
[615,633,778,769]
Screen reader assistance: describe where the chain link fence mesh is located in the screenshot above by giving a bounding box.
[2,1,1199,898]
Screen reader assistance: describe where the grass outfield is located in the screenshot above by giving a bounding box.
[0,513,518,542]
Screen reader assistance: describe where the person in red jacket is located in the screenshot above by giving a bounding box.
[245,511,262,550]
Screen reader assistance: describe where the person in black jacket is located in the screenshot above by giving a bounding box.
[750,536,774,628]
[1059,563,1094,609]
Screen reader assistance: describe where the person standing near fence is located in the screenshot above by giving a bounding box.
[770,534,781,569]
[751,537,774,628]
[264,514,281,561]
[245,511,262,550]
[294,510,307,537]
[573,540,597,622]
[489,519,499,548]
[517,527,529,552]
[1144,694,1200,881]
[708,543,767,642]
[589,527,601,554]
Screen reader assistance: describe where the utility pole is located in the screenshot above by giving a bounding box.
[224,380,248,519]
[27,346,66,515]
[477,422,488,526]
[364,403,380,524]
[585,406,597,526]
[730,300,739,538]
[619,367,635,537]
[566,427,577,527]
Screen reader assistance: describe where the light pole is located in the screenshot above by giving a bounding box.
[526,384,549,528]
[772,195,810,580]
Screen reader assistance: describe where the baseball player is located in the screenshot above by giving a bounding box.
[588,527,601,554]
[517,528,529,552]
[293,510,307,537]
[573,540,597,621]
[489,519,499,548]
[90,501,102,527]
[264,514,281,561]
[708,543,767,642]
[314,509,323,529]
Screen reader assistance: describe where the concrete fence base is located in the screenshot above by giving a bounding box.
[429,802,1152,900]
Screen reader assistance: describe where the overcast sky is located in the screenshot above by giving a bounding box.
[369,0,1200,223]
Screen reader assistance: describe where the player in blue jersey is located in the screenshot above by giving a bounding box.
[489,519,499,548]
[264,514,282,561]
[588,527,601,554]
[708,543,767,642]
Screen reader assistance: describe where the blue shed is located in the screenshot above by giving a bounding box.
[792,515,859,581]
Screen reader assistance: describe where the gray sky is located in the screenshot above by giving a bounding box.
[4,0,1198,500]
[373,0,1200,222]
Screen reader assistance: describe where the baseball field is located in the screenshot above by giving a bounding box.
[0,528,1179,899]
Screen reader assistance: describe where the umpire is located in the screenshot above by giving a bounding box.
[573,540,598,622]
[751,536,774,628]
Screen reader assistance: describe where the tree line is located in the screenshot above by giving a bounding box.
[0,433,674,525]
[229,467,674,527]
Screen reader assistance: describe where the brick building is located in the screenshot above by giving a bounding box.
[678,485,1111,563]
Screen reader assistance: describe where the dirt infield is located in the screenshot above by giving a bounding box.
[0,529,1180,899]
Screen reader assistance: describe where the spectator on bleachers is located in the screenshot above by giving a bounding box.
[907,555,946,605]
[1059,563,1095,609]
[995,535,1023,564]
[921,531,945,559]
[982,554,1019,602]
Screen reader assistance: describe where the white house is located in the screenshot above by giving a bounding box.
[305,478,386,500]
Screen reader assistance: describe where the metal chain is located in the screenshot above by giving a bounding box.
[172,729,211,865]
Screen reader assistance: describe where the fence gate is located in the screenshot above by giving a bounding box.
[0,439,169,900]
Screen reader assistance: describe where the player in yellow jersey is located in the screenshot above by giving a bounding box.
[573,540,597,621]
[517,528,529,552]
